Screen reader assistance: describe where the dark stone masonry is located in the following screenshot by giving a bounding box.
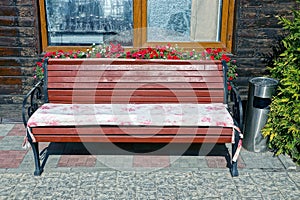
[0,0,299,122]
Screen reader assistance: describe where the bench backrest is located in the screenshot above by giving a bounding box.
[44,58,227,104]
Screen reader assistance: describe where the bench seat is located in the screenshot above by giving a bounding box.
[28,103,233,128]
[27,103,235,143]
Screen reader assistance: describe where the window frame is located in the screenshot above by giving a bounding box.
[38,0,235,52]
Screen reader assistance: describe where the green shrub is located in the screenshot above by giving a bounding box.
[262,2,300,165]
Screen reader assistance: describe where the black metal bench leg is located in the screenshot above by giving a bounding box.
[231,130,240,177]
[31,142,43,176]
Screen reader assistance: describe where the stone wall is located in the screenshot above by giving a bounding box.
[0,0,39,122]
[0,0,299,122]
[234,0,299,85]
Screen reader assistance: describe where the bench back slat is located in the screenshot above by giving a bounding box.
[45,59,226,104]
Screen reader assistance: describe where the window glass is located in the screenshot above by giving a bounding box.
[45,0,133,46]
[147,0,222,42]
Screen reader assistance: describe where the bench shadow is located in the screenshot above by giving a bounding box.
[40,142,232,170]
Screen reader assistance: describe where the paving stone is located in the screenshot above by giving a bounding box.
[288,172,300,187]
[156,186,177,199]
[257,185,283,196]
[95,171,118,182]
[95,155,133,170]
[0,136,26,150]
[0,123,299,199]
[133,155,170,168]
[261,193,286,200]
[170,155,208,168]
[57,155,97,167]
[38,142,51,151]
[0,170,299,199]
[268,172,298,187]
[240,150,284,169]
[0,150,27,168]
[235,184,262,198]
[280,188,300,199]
[220,197,239,200]
[0,124,14,136]
[43,155,61,170]
[7,124,25,136]
[17,151,35,170]
[278,154,298,170]
[208,155,246,169]
[135,190,157,200]
[206,156,229,168]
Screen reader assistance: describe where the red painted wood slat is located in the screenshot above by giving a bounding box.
[48,89,223,97]
[48,70,223,77]
[47,76,223,83]
[47,58,222,67]
[31,127,233,135]
[34,135,232,143]
[47,96,224,103]
[47,82,224,89]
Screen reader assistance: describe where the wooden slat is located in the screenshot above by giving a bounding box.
[32,127,233,135]
[47,76,223,83]
[48,70,223,77]
[47,96,224,103]
[47,64,222,71]
[48,89,224,97]
[34,135,232,143]
[47,82,224,89]
[47,58,222,66]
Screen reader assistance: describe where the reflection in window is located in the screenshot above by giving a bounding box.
[45,0,133,46]
[147,0,222,42]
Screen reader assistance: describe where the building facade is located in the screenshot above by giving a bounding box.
[0,0,299,122]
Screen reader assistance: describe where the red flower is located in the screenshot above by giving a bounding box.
[221,54,231,63]
[213,48,222,54]
[37,62,42,67]
[126,51,132,58]
[44,52,54,58]
[227,85,232,91]
[206,48,212,54]
[96,53,102,58]
[167,54,172,59]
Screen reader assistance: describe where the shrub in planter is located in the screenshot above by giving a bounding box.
[262,2,300,165]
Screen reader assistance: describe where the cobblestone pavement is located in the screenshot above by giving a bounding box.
[0,124,299,199]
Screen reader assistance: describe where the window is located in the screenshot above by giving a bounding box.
[39,0,235,52]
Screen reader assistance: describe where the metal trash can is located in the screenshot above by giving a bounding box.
[243,77,278,152]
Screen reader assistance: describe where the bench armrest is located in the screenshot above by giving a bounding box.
[22,80,44,127]
[229,82,244,130]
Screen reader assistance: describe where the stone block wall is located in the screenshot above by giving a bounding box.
[0,0,299,122]
[0,0,39,122]
[234,0,299,85]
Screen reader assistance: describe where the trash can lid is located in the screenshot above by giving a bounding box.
[250,77,278,87]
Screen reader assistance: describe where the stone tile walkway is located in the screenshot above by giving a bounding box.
[0,123,299,199]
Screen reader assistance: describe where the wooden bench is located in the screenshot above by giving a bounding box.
[22,58,243,176]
